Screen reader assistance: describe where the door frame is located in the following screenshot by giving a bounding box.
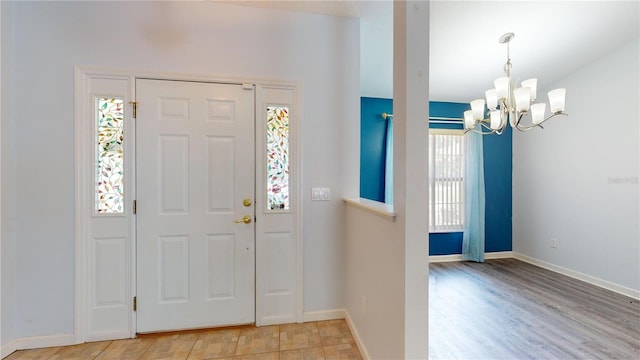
[74,66,303,343]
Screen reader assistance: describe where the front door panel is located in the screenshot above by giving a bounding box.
[136,79,255,332]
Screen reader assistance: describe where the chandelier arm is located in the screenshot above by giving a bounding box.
[506,106,518,128]
[514,111,526,128]
[514,123,543,132]
[482,119,505,135]
[476,117,508,135]
[539,112,569,125]
[499,107,508,131]
[463,127,498,135]
[517,112,568,131]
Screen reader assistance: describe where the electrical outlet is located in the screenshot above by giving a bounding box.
[551,238,558,248]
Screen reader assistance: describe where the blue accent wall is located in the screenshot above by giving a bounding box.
[360,97,392,202]
[360,98,512,255]
[482,125,513,253]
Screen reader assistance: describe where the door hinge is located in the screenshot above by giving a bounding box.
[129,101,137,118]
[133,296,137,312]
[133,200,137,214]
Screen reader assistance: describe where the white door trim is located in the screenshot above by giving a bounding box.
[255,84,304,325]
[74,69,136,343]
[74,66,303,343]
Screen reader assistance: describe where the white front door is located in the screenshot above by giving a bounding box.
[135,79,255,333]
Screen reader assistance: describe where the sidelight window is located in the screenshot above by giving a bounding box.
[96,98,125,213]
[266,106,290,211]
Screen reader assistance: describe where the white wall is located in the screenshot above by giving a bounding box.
[8,1,358,338]
[1,0,16,352]
[343,3,430,358]
[345,206,403,358]
[513,39,640,295]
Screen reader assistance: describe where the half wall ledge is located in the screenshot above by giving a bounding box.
[343,198,396,222]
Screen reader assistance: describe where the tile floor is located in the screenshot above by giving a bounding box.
[4,320,362,360]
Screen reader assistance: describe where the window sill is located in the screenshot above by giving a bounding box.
[343,197,396,222]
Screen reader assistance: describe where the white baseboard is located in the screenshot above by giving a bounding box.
[344,311,370,360]
[429,251,514,263]
[429,251,639,299]
[303,309,346,322]
[485,251,514,260]
[513,253,640,300]
[14,334,75,351]
[1,340,18,359]
[428,254,463,263]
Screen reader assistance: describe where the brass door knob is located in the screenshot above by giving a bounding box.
[243,198,253,207]
[234,215,252,224]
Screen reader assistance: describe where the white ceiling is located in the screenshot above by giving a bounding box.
[226,1,639,102]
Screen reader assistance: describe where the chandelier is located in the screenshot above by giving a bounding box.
[464,32,567,134]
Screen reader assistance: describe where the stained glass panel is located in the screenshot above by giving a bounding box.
[96,98,125,213]
[266,106,289,211]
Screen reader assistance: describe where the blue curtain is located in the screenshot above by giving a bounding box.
[462,130,485,262]
[384,117,394,204]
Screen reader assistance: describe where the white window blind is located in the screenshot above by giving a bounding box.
[429,130,464,232]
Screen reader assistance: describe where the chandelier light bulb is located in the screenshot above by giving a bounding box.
[490,110,501,130]
[531,103,546,125]
[485,89,498,110]
[494,77,509,99]
[463,110,475,129]
[470,99,486,121]
[521,78,538,100]
[514,87,531,112]
[548,88,566,113]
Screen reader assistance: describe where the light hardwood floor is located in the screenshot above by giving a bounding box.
[429,258,640,359]
[7,259,639,359]
[5,320,361,360]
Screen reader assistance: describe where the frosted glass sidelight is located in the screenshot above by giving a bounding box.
[96,98,125,213]
[266,106,290,211]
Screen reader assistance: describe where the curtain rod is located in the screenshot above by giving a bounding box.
[381,113,464,124]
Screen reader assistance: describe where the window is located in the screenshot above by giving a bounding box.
[429,130,464,232]
[96,97,125,213]
[266,106,290,211]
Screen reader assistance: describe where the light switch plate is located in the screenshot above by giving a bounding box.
[311,188,330,201]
